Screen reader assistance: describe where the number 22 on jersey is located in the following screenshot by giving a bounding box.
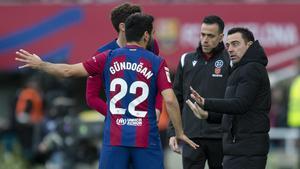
[110,78,149,118]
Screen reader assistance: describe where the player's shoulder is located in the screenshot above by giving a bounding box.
[97,39,119,52]
[92,49,111,62]
[145,49,163,61]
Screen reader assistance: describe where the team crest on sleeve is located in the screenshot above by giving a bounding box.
[92,56,97,62]
[212,60,223,77]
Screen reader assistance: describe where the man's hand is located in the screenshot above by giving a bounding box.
[190,86,205,106]
[186,99,208,119]
[15,49,43,69]
[176,133,199,150]
[169,136,181,154]
[16,49,88,77]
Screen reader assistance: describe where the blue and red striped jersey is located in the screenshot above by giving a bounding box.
[83,45,171,147]
[96,39,120,53]
[95,39,159,55]
[85,40,120,115]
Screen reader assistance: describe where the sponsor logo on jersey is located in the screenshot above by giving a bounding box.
[116,118,127,125]
[116,118,142,126]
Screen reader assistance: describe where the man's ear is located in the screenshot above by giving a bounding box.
[119,23,125,32]
[144,31,150,41]
[219,33,224,43]
[247,41,253,47]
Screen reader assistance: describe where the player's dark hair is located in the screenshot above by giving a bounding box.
[228,27,255,43]
[110,3,141,33]
[125,13,154,43]
[202,15,225,33]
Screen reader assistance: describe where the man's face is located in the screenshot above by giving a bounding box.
[200,23,223,54]
[226,32,252,64]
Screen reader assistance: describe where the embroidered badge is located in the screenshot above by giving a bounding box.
[212,60,223,77]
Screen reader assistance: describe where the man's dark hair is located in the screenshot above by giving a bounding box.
[110,3,141,33]
[125,13,154,42]
[228,27,255,43]
[202,15,225,33]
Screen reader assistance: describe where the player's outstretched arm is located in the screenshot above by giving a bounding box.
[15,49,88,77]
[161,88,199,150]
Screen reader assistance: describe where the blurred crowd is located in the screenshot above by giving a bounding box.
[270,57,300,128]
[0,72,100,169]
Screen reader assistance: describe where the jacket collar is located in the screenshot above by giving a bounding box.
[196,42,225,60]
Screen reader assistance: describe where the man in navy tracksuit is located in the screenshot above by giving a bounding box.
[168,15,231,169]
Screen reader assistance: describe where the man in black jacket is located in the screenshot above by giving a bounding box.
[168,15,231,169]
[187,27,271,169]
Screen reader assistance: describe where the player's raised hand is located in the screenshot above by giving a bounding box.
[190,86,205,106]
[186,99,208,119]
[15,49,43,69]
[176,133,199,150]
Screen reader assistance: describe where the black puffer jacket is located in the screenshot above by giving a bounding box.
[168,43,231,139]
[204,41,271,155]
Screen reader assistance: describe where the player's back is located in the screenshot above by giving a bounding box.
[102,45,163,148]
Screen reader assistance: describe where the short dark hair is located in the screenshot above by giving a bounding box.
[110,3,141,33]
[202,15,225,33]
[227,27,255,43]
[125,13,154,43]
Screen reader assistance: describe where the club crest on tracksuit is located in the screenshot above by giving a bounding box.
[212,60,223,77]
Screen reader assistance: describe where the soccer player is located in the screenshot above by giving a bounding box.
[87,4,161,168]
[16,13,198,169]
[86,3,162,123]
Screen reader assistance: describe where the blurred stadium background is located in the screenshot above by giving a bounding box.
[0,0,300,169]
